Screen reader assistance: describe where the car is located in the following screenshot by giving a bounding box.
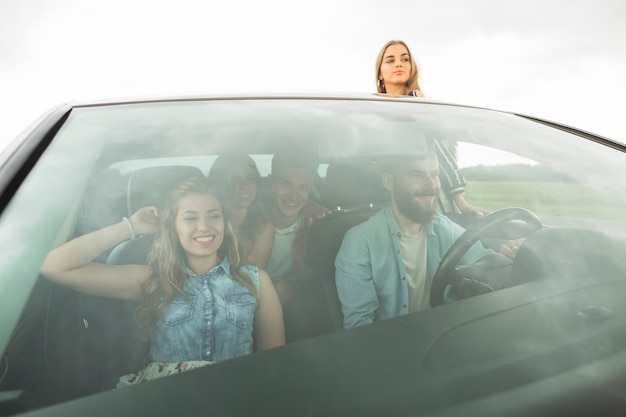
[1,93,626,417]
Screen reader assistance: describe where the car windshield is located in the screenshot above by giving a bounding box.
[1,96,626,415]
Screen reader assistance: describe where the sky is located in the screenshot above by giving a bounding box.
[1,0,625,152]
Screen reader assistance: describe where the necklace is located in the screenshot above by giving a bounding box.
[276,217,301,235]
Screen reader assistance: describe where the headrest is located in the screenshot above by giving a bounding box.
[126,165,205,215]
[321,161,389,210]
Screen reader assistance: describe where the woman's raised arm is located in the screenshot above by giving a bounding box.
[40,206,160,300]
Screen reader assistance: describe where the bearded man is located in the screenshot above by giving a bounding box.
[335,146,495,329]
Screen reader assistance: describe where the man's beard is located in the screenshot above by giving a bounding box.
[393,187,438,225]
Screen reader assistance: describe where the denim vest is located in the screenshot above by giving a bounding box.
[150,257,259,363]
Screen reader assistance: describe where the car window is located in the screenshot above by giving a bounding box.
[1,97,625,414]
[457,141,626,228]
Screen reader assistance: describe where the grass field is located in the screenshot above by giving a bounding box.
[465,181,626,220]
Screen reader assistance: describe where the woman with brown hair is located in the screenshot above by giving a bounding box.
[208,153,275,269]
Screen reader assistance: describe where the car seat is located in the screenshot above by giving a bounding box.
[3,165,206,407]
[107,165,205,264]
[81,165,205,388]
[301,161,389,337]
[320,160,388,210]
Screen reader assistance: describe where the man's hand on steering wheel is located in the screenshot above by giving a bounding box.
[499,238,526,259]
[430,208,543,307]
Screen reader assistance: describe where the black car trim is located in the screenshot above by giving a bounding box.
[0,105,72,214]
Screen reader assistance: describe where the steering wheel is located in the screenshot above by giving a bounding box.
[429,207,543,307]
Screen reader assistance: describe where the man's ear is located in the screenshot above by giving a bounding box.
[382,172,393,192]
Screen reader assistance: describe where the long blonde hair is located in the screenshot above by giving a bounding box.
[136,176,257,336]
[375,40,421,95]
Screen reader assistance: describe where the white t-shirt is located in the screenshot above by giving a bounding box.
[400,229,430,312]
[266,217,301,279]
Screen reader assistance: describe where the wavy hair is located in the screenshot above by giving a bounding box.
[375,40,421,95]
[207,153,269,257]
[136,176,257,336]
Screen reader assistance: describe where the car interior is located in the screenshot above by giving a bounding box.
[2,98,626,416]
[0,150,474,405]
[4,147,624,412]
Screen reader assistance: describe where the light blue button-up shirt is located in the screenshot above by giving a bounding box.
[335,206,490,329]
[150,257,259,362]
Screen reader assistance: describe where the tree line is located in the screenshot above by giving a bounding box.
[461,164,573,182]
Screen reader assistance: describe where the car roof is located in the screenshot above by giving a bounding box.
[67,91,484,110]
[60,92,621,145]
